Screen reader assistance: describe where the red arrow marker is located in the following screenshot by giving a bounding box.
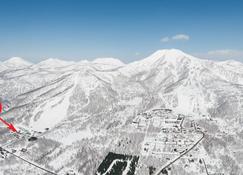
[0,118,17,132]
[0,102,17,132]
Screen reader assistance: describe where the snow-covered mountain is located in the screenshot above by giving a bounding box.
[0,49,243,175]
[3,57,32,68]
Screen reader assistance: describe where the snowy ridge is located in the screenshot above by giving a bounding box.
[1,49,241,71]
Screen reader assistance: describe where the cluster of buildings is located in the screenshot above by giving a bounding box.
[142,133,195,156]
[132,109,198,157]
[132,108,184,132]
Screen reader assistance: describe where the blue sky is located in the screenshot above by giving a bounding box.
[0,0,243,63]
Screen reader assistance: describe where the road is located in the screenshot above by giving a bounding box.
[1,146,58,174]
[202,158,209,175]
[154,131,205,175]
[0,130,58,175]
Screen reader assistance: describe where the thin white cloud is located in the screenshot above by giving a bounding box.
[161,37,170,43]
[194,49,243,61]
[172,34,190,41]
[160,34,190,42]
[207,49,243,58]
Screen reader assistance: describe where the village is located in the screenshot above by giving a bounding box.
[132,109,202,158]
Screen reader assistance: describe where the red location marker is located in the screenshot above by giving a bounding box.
[0,102,17,132]
[0,102,2,113]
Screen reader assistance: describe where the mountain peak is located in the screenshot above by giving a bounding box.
[37,58,75,67]
[138,49,198,67]
[92,57,125,66]
[154,48,186,54]
[151,49,192,59]
[3,57,32,67]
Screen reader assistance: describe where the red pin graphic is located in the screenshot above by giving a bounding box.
[0,102,17,132]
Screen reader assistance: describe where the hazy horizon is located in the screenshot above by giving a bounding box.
[1,48,243,64]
